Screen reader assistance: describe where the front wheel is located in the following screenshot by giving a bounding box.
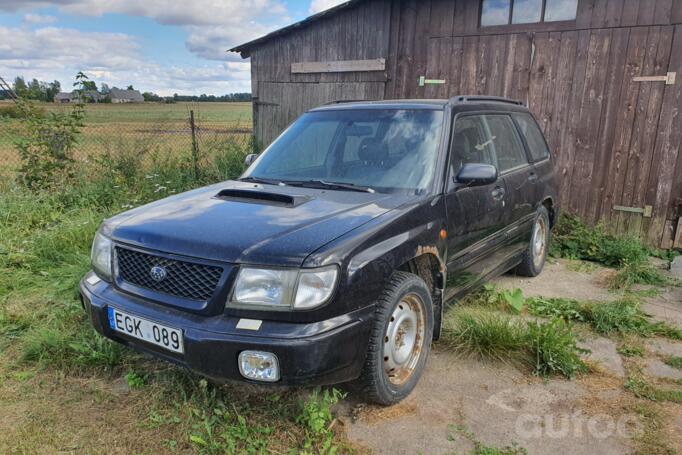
[357,272,433,405]
[515,206,550,277]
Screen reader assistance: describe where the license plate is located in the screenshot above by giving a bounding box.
[107,307,184,354]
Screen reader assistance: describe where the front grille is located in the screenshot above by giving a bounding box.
[115,247,223,301]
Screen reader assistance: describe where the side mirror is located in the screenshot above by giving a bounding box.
[244,153,258,167]
[456,163,498,186]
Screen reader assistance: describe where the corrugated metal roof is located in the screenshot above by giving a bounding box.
[229,0,364,57]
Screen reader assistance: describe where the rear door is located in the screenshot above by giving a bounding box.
[484,113,536,257]
[512,111,552,207]
[444,114,510,300]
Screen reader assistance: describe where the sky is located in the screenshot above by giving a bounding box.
[0,0,347,96]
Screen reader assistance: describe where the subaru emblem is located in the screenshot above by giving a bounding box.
[150,265,167,282]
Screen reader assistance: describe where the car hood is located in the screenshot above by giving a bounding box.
[105,180,413,266]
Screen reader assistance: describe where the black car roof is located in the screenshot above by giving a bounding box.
[310,96,528,113]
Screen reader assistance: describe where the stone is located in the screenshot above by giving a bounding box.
[578,337,625,378]
[644,358,682,381]
[671,256,682,279]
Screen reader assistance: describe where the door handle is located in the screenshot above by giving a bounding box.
[491,186,505,200]
[528,172,538,183]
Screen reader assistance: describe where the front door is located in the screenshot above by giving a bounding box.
[444,114,510,302]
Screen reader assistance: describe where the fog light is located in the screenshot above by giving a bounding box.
[238,351,280,382]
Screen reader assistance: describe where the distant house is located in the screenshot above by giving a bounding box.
[110,88,144,103]
[54,92,72,103]
[54,90,103,103]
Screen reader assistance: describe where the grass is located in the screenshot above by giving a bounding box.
[631,404,677,455]
[0,129,361,453]
[664,356,682,370]
[617,342,645,357]
[525,296,682,340]
[625,376,682,404]
[447,424,527,455]
[0,140,250,369]
[440,307,587,379]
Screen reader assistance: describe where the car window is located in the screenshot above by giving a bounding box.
[264,120,339,173]
[513,113,550,162]
[247,109,444,193]
[450,115,498,181]
[484,114,528,172]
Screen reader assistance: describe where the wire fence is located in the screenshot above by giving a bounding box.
[0,101,255,176]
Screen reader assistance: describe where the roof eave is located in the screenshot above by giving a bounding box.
[228,0,363,57]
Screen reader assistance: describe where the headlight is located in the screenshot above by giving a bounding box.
[231,266,338,310]
[91,231,113,280]
[233,268,298,307]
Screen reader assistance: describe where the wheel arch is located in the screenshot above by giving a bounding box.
[541,196,556,228]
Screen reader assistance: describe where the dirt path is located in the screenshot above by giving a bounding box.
[340,259,682,455]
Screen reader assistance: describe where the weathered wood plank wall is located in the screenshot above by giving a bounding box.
[245,0,682,247]
[249,0,392,145]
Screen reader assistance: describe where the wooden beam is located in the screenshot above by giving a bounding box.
[291,58,386,74]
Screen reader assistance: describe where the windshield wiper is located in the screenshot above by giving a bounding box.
[238,176,286,186]
[284,179,375,193]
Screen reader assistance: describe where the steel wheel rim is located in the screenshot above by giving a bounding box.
[383,293,425,386]
[532,216,547,269]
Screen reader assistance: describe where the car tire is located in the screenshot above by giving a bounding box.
[515,206,550,277]
[357,271,433,406]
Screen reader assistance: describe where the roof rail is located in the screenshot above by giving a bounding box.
[449,95,525,106]
[323,99,375,105]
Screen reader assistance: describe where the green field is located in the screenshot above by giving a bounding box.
[43,101,252,125]
[0,102,253,167]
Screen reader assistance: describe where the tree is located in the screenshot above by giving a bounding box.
[13,77,27,96]
[100,83,110,95]
[45,80,61,102]
[142,91,162,102]
[81,80,97,91]
[26,79,42,100]
[126,84,135,90]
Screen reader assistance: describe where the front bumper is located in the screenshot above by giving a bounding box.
[80,271,374,386]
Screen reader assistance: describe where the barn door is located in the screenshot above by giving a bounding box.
[424,34,533,100]
[597,26,677,245]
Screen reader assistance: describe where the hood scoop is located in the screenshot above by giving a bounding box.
[214,188,311,207]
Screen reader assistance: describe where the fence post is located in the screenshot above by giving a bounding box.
[189,110,199,179]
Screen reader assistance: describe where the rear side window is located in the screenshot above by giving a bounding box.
[513,113,550,162]
[484,114,528,172]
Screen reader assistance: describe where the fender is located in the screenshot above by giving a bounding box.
[303,195,447,331]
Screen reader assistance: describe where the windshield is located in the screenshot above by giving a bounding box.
[244,109,444,193]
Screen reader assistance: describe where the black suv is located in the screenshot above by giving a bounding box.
[81,96,557,405]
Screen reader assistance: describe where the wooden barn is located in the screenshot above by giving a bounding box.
[230,0,682,248]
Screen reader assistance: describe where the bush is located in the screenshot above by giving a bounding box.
[550,214,670,289]
[13,78,86,189]
[551,214,649,267]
